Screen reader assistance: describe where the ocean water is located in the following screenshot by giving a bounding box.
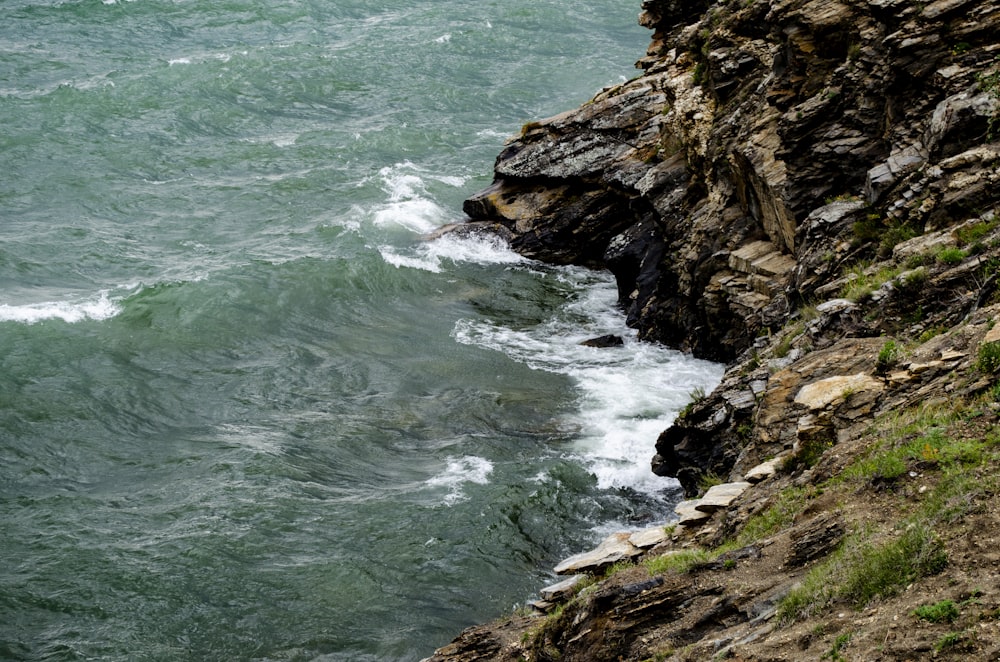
[0,2,723,660]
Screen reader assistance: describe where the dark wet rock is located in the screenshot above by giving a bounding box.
[579,334,624,348]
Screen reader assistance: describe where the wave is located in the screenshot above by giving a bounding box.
[0,290,122,324]
[425,455,494,505]
[380,233,526,273]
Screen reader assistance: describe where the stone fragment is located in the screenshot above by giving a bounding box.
[675,500,712,525]
[786,516,845,566]
[744,458,781,483]
[793,374,885,411]
[907,360,945,375]
[629,525,671,549]
[554,532,642,575]
[815,298,856,315]
[695,482,752,512]
[922,0,976,20]
[539,575,585,602]
[984,321,1000,345]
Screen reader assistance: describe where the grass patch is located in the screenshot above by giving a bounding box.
[779,524,947,621]
[735,486,810,545]
[839,262,902,301]
[646,549,712,575]
[698,471,724,494]
[913,599,960,623]
[956,218,997,246]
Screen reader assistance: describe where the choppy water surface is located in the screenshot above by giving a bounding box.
[0,2,723,660]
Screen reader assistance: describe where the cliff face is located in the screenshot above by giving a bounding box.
[429,0,1000,659]
[463,0,997,363]
[456,0,999,495]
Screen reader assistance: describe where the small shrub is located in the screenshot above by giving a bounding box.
[824,632,853,661]
[918,326,946,343]
[977,341,1000,373]
[936,246,967,265]
[934,632,965,654]
[913,599,960,623]
[875,340,902,375]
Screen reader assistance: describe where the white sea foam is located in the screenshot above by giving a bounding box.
[476,128,510,140]
[453,270,723,499]
[434,34,452,44]
[0,291,121,324]
[168,58,192,66]
[380,233,526,273]
[371,163,450,234]
[425,456,494,505]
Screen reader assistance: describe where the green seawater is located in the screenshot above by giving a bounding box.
[0,2,723,660]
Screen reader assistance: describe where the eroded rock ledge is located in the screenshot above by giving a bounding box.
[430,0,1000,659]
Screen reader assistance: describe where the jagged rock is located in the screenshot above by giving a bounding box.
[579,334,624,348]
[553,533,642,575]
[695,482,752,512]
[786,516,845,567]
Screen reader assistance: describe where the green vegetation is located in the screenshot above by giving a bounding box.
[823,632,852,661]
[839,262,903,301]
[735,486,810,544]
[645,549,712,575]
[875,339,902,375]
[782,436,833,472]
[956,218,997,246]
[913,599,960,623]
[778,524,946,621]
[936,246,967,265]
[678,386,708,419]
[935,631,965,654]
[698,471,724,493]
[978,341,1000,373]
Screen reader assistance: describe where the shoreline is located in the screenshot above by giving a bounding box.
[427,0,1000,658]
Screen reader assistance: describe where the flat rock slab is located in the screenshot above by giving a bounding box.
[794,373,885,411]
[696,482,752,512]
[675,500,712,525]
[539,575,586,602]
[629,525,671,549]
[744,458,781,483]
[554,532,641,575]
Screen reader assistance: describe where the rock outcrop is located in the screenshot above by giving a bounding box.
[429,0,1000,659]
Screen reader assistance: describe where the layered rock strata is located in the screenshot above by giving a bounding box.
[454,0,1000,494]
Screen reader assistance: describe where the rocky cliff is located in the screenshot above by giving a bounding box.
[428,0,1000,659]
